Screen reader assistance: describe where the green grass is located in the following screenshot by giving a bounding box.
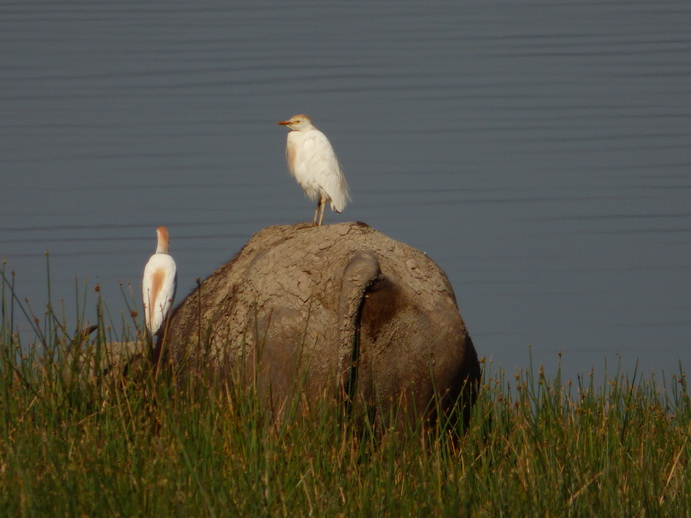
[1,268,689,516]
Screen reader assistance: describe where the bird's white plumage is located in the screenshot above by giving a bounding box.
[142,226,177,335]
[278,114,350,225]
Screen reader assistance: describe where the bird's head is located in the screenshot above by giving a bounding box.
[156,226,170,254]
[277,114,314,131]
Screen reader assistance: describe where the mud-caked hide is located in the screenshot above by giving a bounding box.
[165,222,480,428]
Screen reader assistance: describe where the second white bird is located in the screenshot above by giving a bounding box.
[277,114,350,226]
[142,226,177,336]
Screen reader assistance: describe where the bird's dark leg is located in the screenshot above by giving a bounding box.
[313,200,321,225]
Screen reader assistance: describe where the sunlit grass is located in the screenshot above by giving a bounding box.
[1,266,689,516]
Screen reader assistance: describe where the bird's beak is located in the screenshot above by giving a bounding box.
[277,120,290,126]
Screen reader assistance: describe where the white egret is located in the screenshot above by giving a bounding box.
[142,226,177,335]
[277,114,350,226]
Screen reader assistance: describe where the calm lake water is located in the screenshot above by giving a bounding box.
[2,1,690,383]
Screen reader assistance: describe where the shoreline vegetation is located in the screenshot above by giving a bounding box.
[1,268,689,516]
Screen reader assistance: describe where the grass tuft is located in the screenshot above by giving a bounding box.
[0,270,689,516]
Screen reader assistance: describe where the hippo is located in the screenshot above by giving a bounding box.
[162,222,480,431]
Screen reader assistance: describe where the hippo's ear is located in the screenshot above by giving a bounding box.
[337,250,383,403]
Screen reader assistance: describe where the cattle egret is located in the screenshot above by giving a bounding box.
[142,226,177,335]
[277,114,350,225]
